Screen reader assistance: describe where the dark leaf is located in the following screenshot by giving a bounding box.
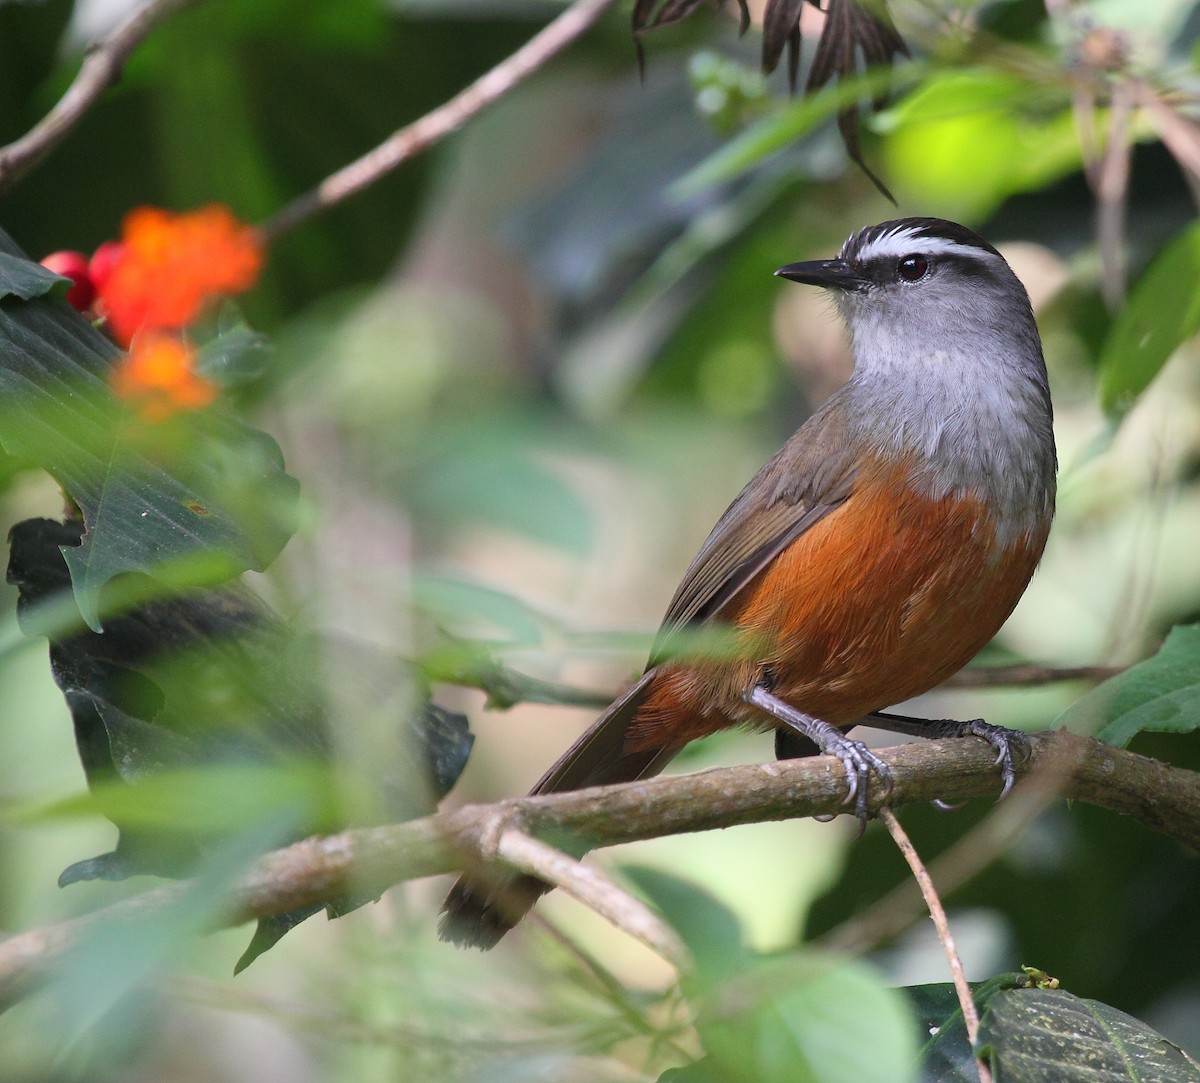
[1097,223,1200,416]
[0,250,69,301]
[980,987,1200,1081]
[7,516,474,967]
[762,0,908,199]
[905,976,1026,1083]
[762,0,806,75]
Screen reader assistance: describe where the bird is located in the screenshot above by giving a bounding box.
[439,216,1057,950]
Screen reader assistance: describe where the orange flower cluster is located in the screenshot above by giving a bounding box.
[71,205,264,420]
[97,205,262,345]
[109,334,218,422]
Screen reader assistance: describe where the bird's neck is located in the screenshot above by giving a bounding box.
[838,344,1057,548]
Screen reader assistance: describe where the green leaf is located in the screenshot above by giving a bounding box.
[1059,624,1200,745]
[880,69,1079,219]
[1098,224,1200,415]
[674,64,924,197]
[980,987,1200,1081]
[620,866,747,983]
[0,251,69,301]
[698,953,918,1083]
[0,229,298,629]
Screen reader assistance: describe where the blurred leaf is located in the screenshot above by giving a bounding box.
[696,952,918,1083]
[980,987,1200,1081]
[675,63,921,196]
[29,762,341,836]
[194,305,275,389]
[1059,624,1200,745]
[7,516,472,966]
[34,815,295,1058]
[881,69,1080,219]
[1098,223,1200,415]
[0,252,67,301]
[0,231,298,630]
[410,574,549,646]
[621,866,747,981]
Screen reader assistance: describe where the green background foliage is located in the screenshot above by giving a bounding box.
[0,0,1199,1079]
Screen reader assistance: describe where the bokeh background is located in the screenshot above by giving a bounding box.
[1,0,1199,1079]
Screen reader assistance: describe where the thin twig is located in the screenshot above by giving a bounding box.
[819,771,1062,954]
[1133,80,1200,190]
[0,0,204,195]
[258,0,621,244]
[495,829,691,970]
[1096,81,1133,309]
[880,808,990,1083]
[942,663,1119,689]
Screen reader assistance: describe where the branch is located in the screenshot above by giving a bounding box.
[1,730,1196,1006]
[0,0,204,195]
[258,0,621,244]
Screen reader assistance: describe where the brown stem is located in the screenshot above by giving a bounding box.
[0,731,1196,1008]
[258,0,621,244]
[0,0,205,195]
[881,808,990,1083]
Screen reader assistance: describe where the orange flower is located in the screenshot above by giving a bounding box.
[98,205,262,345]
[110,334,217,420]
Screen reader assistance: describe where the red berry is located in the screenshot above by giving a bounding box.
[40,250,96,312]
[88,241,125,291]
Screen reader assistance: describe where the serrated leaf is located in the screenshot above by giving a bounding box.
[1059,624,1200,745]
[980,988,1200,1081]
[0,250,69,301]
[0,228,298,629]
[1098,223,1200,416]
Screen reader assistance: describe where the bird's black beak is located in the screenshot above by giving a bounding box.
[774,259,867,292]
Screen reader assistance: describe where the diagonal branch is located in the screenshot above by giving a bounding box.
[258,0,621,244]
[0,0,206,195]
[0,730,1196,1008]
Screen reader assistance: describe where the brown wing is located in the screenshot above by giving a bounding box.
[652,393,860,658]
[438,394,865,950]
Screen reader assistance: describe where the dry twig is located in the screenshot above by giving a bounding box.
[0,0,205,194]
[881,808,990,1083]
[259,0,621,243]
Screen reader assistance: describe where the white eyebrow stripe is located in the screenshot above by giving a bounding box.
[852,230,991,263]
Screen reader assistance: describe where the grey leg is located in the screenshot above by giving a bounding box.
[744,684,892,825]
[865,711,1030,799]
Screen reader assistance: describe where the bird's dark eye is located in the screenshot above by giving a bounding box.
[897,254,930,282]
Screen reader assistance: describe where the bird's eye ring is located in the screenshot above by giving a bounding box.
[898,254,930,282]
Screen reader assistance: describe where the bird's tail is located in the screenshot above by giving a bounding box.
[438,670,675,949]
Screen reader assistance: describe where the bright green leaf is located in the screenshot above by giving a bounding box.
[881,69,1079,219]
[1060,624,1200,745]
[1098,223,1200,415]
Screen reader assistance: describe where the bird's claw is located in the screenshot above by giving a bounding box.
[960,719,1030,800]
[824,734,892,829]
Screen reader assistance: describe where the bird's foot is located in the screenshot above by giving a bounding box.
[953,718,1030,799]
[746,684,892,830]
